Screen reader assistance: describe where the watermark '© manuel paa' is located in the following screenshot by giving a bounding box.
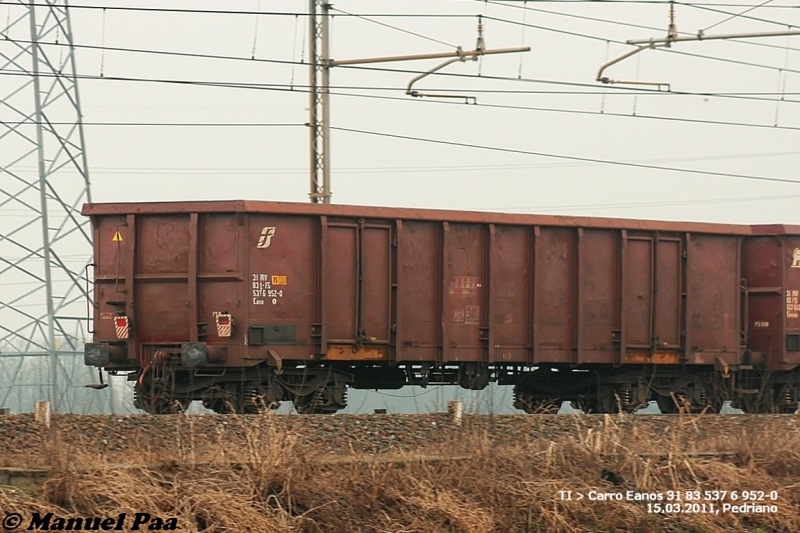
[3,512,177,531]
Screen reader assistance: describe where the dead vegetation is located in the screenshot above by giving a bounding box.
[1,413,799,532]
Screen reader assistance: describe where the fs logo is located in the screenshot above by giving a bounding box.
[257,227,276,248]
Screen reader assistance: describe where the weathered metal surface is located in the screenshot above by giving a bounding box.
[442,222,486,362]
[685,235,741,366]
[396,221,440,362]
[324,345,388,361]
[489,224,530,363]
[249,214,317,361]
[83,200,753,235]
[84,200,800,373]
[744,227,800,369]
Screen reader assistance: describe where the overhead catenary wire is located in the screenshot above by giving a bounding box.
[486,0,800,56]
[7,50,800,106]
[483,15,800,78]
[774,30,792,126]
[5,34,800,104]
[5,69,800,133]
[517,0,528,78]
[329,6,458,48]
[475,6,800,84]
[4,146,791,175]
[99,7,106,77]
[250,0,262,60]
[486,0,796,32]
[8,4,479,17]
[13,1,799,14]
[702,0,776,32]
[330,125,800,187]
[2,1,798,197]
[85,10,800,79]
[1,62,796,100]
[290,13,301,88]
[687,1,796,30]
[327,89,800,133]
[0,121,305,126]
[5,0,798,29]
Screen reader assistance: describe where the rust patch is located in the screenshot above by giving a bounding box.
[324,345,388,361]
[624,351,681,364]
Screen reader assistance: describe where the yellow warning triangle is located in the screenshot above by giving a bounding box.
[112,231,123,242]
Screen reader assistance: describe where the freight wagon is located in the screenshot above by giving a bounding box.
[81,201,800,414]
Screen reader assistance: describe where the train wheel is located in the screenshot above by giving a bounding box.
[572,397,599,414]
[292,391,324,414]
[155,398,190,414]
[133,367,190,414]
[596,386,636,414]
[513,389,561,414]
[201,383,243,413]
[134,382,189,414]
[523,400,561,414]
[241,382,281,414]
[202,398,239,414]
[458,363,490,391]
[291,381,347,414]
[656,394,680,414]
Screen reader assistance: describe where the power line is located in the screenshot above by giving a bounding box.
[4,68,800,134]
[10,5,797,81]
[488,0,798,30]
[0,37,302,67]
[483,15,800,77]
[487,1,800,54]
[686,2,798,30]
[482,1,800,8]
[0,67,304,92]
[7,36,800,104]
[329,6,458,48]
[488,3,676,34]
[14,3,476,17]
[329,89,800,133]
[4,146,795,175]
[11,1,800,19]
[330,125,800,186]
[334,62,800,106]
[0,66,702,97]
[0,120,304,127]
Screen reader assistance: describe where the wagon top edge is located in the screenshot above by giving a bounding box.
[81,200,770,236]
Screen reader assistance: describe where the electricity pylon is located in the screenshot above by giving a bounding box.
[0,0,97,413]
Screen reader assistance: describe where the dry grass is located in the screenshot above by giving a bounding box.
[1,413,799,532]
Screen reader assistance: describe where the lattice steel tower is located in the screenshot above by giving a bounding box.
[0,0,97,413]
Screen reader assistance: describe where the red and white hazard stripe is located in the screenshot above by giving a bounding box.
[115,316,130,339]
[214,312,233,337]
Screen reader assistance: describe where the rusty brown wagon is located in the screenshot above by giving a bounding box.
[81,201,800,414]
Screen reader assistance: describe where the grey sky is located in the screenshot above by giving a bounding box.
[40,0,800,223]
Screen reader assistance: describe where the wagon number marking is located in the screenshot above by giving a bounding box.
[252,274,286,305]
[787,290,799,319]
